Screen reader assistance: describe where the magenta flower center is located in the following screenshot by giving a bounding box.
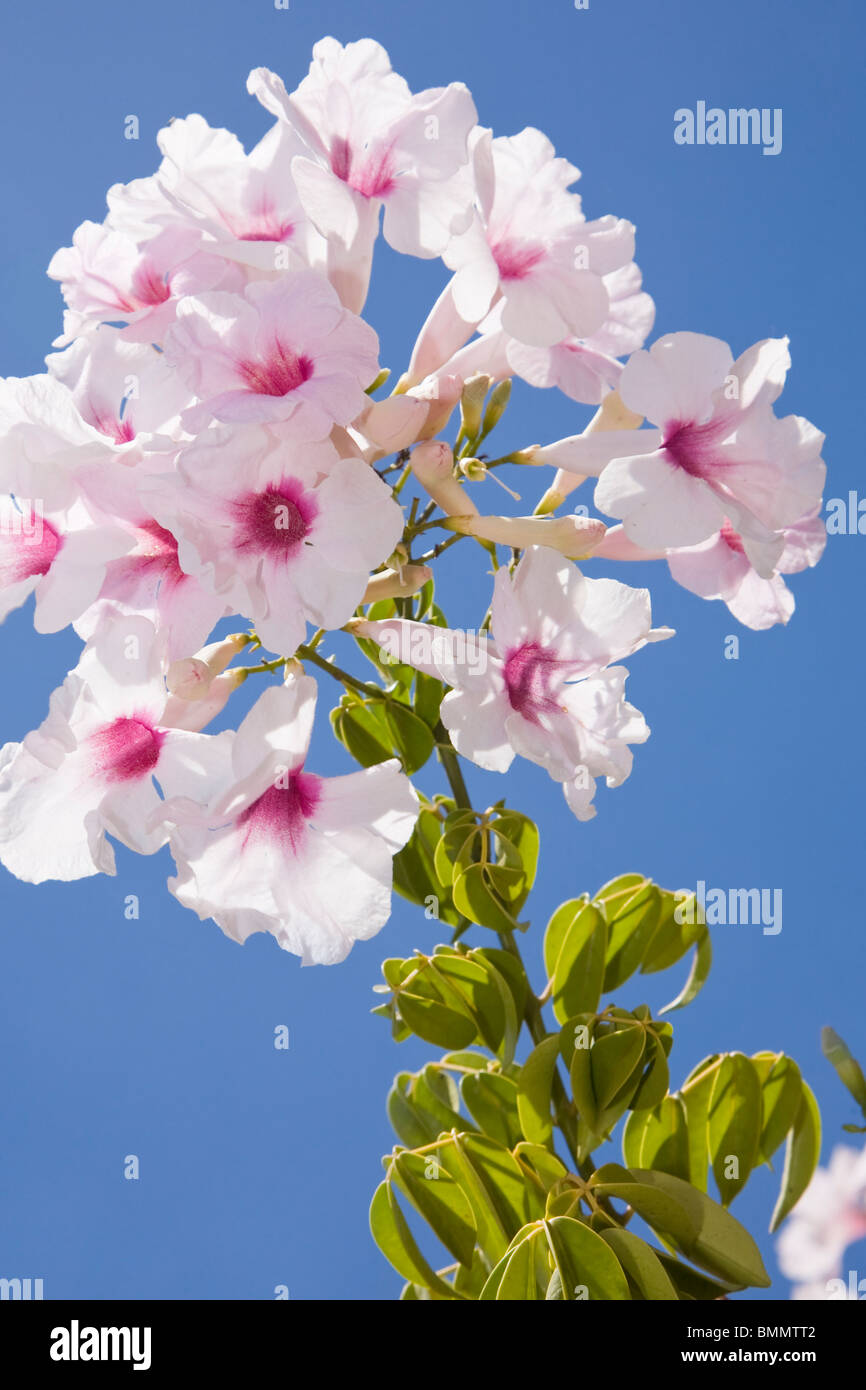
[661,417,728,479]
[329,136,397,198]
[0,516,62,583]
[236,340,314,397]
[126,261,171,311]
[490,237,546,282]
[503,641,563,723]
[239,769,322,855]
[232,481,317,558]
[89,716,164,784]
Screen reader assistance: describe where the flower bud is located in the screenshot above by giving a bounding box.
[446,512,607,560]
[362,564,433,604]
[459,372,492,441]
[162,667,247,732]
[166,632,252,701]
[481,378,511,436]
[357,394,428,454]
[411,373,463,440]
[410,440,479,518]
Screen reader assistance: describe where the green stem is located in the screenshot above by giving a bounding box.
[297,644,384,700]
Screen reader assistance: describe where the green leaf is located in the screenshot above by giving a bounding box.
[630,1032,671,1112]
[679,1058,722,1191]
[770,1082,821,1232]
[598,879,660,992]
[382,699,435,774]
[708,1053,762,1204]
[551,901,608,1024]
[822,1026,866,1119]
[452,863,525,935]
[369,1180,458,1297]
[331,699,392,767]
[479,1224,544,1300]
[623,1096,690,1181]
[659,924,712,1014]
[414,671,444,728]
[598,1227,679,1300]
[393,1151,477,1267]
[596,1168,771,1288]
[655,1253,737,1301]
[516,1035,561,1147]
[591,1022,647,1110]
[388,1073,439,1148]
[461,1072,523,1148]
[544,894,588,981]
[544,1217,631,1300]
[753,1052,803,1163]
[513,1143,571,1196]
[395,991,477,1049]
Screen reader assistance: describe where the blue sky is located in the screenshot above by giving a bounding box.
[0,0,863,1300]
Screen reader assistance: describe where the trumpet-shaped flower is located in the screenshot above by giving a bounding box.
[141,425,403,656]
[162,676,418,964]
[164,272,379,434]
[357,546,671,819]
[248,38,477,261]
[566,334,826,553]
[0,613,218,882]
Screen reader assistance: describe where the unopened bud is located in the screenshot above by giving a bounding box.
[166,632,251,700]
[481,378,511,436]
[410,440,479,518]
[363,564,432,604]
[446,512,607,560]
[411,373,463,440]
[358,394,428,453]
[162,667,247,732]
[459,373,492,442]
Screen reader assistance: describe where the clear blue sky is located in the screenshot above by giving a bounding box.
[0,0,863,1300]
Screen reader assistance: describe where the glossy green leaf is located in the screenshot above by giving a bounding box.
[393,1150,477,1267]
[597,1168,771,1288]
[822,1027,866,1118]
[516,1035,561,1147]
[461,1072,522,1148]
[551,901,608,1024]
[395,991,477,1049]
[708,1053,762,1204]
[770,1082,821,1232]
[369,1180,457,1297]
[598,1227,678,1300]
[544,1216,631,1300]
[623,1096,690,1181]
[382,699,435,774]
[753,1052,803,1163]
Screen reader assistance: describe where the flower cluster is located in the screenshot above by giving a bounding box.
[0,37,826,965]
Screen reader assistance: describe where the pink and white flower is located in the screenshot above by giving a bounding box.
[248,38,477,261]
[141,425,403,656]
[561,334,826,554]
[0,612,219,883]
[596,508,827,631]
[161,675,418,965]
[357,545,671,820]
[107,112,314,274]
[47,221,232,346]
[164,272,380,434]
[438,127,635,350]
